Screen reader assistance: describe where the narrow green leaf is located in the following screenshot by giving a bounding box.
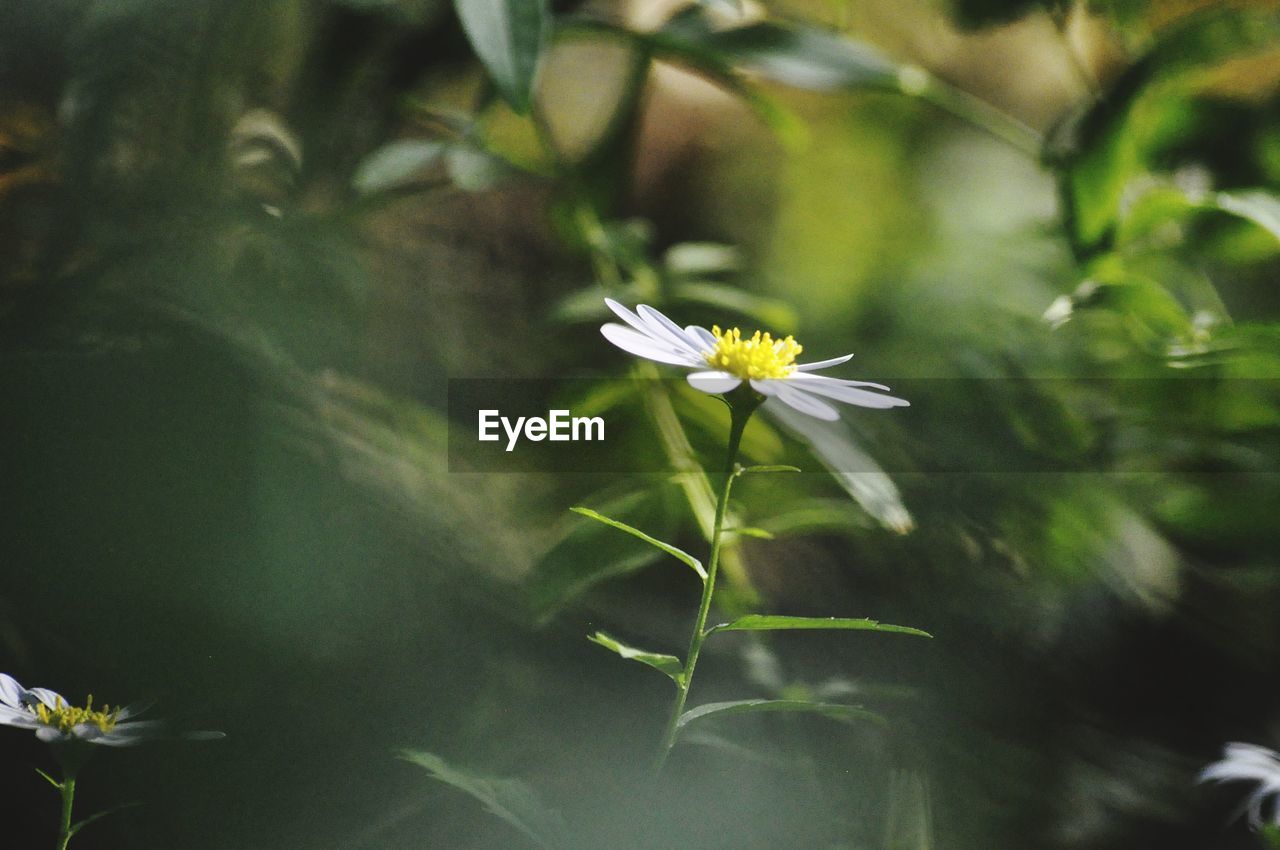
[676,699,885,732]
[70,803,143,838]
[725,526,775,540]
[34,768,61,790]
[738,464,802,474]
[571,506,707,580]
[400,750,568,849]
[755,499,870,538]
[587,631,683,682]
[698,22,900,91]
[454,0,551,113]
[707,614,932,638]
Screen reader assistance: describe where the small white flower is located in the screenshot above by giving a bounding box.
[1199,742,1280,829]
[0,672,165,747]
[600,299,908,421]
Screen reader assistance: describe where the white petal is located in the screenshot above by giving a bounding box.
[750,379,780,396]
[685,325,717,350]
[91,734,148,747]
[0,674,26,708]
[790,372,892,392]
[601,324,700,367]
[795,354,854,372]
[182,730,227,741]
[0,706,37,727]
[635,305,707,356]
[686,371,741,394]
[604,298,662,340]
[773,384,840,421]
[116,700,154,721]
[35,725,66,743]
[29,688,65,709]
[787,374,909,409]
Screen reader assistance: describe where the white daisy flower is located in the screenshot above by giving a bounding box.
[1199,742,1280,829]
[599,298,908,420]
[1,672,168,747]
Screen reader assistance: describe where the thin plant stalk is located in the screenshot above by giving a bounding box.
[55,770,77,850]
[654,394,759,772]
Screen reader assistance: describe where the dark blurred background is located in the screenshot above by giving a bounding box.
[2,0,1279,847]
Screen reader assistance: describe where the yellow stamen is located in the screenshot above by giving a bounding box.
[33,694,120,734]
[704,326,803,381]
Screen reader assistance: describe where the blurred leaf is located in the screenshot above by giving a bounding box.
[724,525,776,539]
[765,402,914,534]
[676,699,885,732]
[755,499,871,538]
[1262,823,1280,849]
[352,139,447,194]
[738,464,802,474]
[1214,189,1280,242]
[570,506,706,580]
[453,0,551,114]
[587,631,683,682]
[529,488,679,618]
[707,614,932,638]
[670,282,799,333]
[663,242,742,277]
[1057,8,1280,254]
[1053,273,1193,347]
[400,751,568,849]
[945,0,1052,29]
[654,14,900,92]
[445,144,515,190]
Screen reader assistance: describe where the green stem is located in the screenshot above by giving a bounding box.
[654,395,758,773]
[55,772,77,850]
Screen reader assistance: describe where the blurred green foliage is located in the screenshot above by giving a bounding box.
[2,0,1280,847]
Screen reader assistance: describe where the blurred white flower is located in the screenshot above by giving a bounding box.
[600,299,908,421]
[1199,742,1280,829]
[1,672,166,747]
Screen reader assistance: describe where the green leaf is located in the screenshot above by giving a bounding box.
[571,506,707,580]
[70,803,143,839]
[663,242,742,277]
[676,699,885,732]
[1261,823,1280,850]
[444,144,515,191]
[400,751,568,849]
[34,768,61,789]
[707,614,932,638]
[696,22,901,91]
[738,464,802,474]
[670,282,799,333]
[587,631,683,682]
[454,0,551,114]
[725,526,775,540]
[529,487,679,619]
[1213,190,1280,243]
[352,139,447,194]
[754,499,871,538]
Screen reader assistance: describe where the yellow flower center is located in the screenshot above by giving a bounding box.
[704,326,803,381]
[34,695,120,734]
